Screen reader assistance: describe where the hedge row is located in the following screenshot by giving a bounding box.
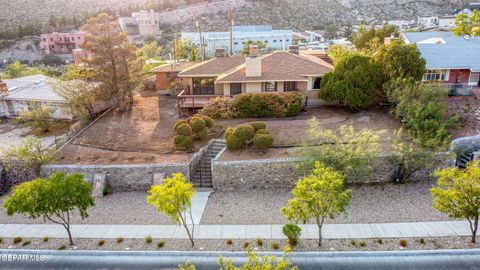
[226,122,273,150]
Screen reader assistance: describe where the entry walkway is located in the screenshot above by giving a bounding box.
[0,221,472,240]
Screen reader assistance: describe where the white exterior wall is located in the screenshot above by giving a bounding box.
[0,100,71,120]
[439,18,456,30]
[245,82,262,93]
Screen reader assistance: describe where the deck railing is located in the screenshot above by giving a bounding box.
[176,90,226,115]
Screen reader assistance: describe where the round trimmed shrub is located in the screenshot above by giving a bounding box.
[226,134,245,150]
[255,129,271,135]
[201,115,215,128]
[234,125,255,141]
[175,123,193,136]
[225,127,235,140]
[174,120,188,130]
[196,128,208,140]
[252,133,273,148]
[250,122,266,132]
[189,117,206,133]
[174,135,193,150]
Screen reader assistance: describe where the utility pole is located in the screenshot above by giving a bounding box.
[229,11,234,56]
[174,29,180,63]
[196,19,204,62]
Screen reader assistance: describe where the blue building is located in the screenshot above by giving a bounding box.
[181,25,293,57]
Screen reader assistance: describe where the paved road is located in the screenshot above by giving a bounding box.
[0,249,480,270]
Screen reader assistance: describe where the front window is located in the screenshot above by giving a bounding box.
[284,81,297,92]
[313,77,322,89]
[192,77,215,95]
[469,72,479,84]
[423,69,448,81]
[165,72,172,80]
[265,82,277,92]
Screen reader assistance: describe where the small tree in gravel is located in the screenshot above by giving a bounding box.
[2,137,55,176]
[3,172,95,246]
[431,161,480,244]
[147,173,196,247]
[282,162,351,247]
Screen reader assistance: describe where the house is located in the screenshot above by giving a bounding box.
[131,10,161,37]
[72,49,95,65]
[181,25,294,57]
[175,46,333,112]
[439,15,456,30]
[40,32,85,55]
[402,32,480,95]
[387,20,413,31]
[150,61,200,91]
[293,31,326,45]
[0,75,71,119]
[417,17,439,29]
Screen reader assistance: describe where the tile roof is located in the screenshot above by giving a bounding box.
[216,51,333,83]
[177,56,246,77]
[403,32,480,72]
[149,61,200,73]
[2,75,65,102]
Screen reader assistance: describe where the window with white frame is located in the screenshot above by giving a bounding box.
[264,82,276,92]
[423,69,448,81]
[469,72,479,85]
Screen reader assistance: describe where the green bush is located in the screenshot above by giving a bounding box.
[201,115,215,128]
[145,236,153,244]
[234,125,255,141]
[250,122,266,132]
[253,133,274,148]
[189,117,206,133]
[282,224,301,242]
[226,134,245,150]
[175,123,193,136]
[174,120,188,130]
[225,127,235,140]
[196,128,208,140]
[174,135,193,150]
[255,129,271,135]
[199,97,237,119]
[232,92,303,118]
[157,240,165,248]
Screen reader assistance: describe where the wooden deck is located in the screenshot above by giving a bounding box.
[177,90,227,115]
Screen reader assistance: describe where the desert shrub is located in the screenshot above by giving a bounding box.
[174,135,193,150]
[174,120,188,130]
[0,238,3,244]
[116,237,124,244]
[22,241,31,246]
[288,238,298,247]
[256,238,264,246]
[226,239,233,246]
[417,238,426,245]
[42,237,49,242]
[226,133,246,150]
[195,127,208,140]
[282,224,301,242]
[234,125,255,141]
[225,127,235,140]
[255,129,271,135]
[399,239,408,247]
[201,115,215,128]
[350,240,356,246]
[145,236,153,244]
[250,122,266,132]
[13,237,22,244]
[189,117,206,133]
[375,238,383,244]
[98,240,105,247]
[252,133,274,148]
[199,97,237,119]
[271,243,280,250]
[359,241,366,247]
[232,92,303,118]
[243,242,250,249]
[176,123,193,136]
[157,241,165,248]
[57,245,67,250]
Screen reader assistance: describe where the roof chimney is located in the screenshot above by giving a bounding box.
[215,48,226,58]
[245,45,261,77]
[0,79,7,95]
[288,45,299,55]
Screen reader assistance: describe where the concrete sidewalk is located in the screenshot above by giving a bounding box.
[0,221,472,240]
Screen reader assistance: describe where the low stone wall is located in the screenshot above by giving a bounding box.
[211,152,456,191]
[451,134,480,154]
[0,161,37,196]
[41,163,189,192]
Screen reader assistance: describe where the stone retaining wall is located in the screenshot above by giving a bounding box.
[211,152,456,191]
[41,163,189,192]
[0,162,37,196]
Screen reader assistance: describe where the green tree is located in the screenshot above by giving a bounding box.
[282,162,351,246]
[16,105,56,132]
[4,61,27,78]
[61,64,96,81]
[374,41,426,81]
[297,118,381,180]
[319,54,382,110]
[349,24,399,53]
[3,172,95,245]
[452,10,480,37]
[431,161,480,243]
[2,138,55,176]
[241,40,267,56]
[50,78,98,122]
[140,40,163,60]
[147,173,196,247]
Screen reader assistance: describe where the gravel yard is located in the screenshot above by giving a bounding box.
[0,237,477,252]
[0,192,174,225]
[201,181,450,224]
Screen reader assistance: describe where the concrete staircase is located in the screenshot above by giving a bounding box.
[456,150,477,169]
[190,140,226,188]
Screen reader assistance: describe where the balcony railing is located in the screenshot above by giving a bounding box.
[176,90,227,115]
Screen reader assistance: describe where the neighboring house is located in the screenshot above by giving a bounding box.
[40,32,85,55]
[175,46,333,111]
[387,20,413,31]
[181,25,294,57]
[439,15,456,30]
[118,10,160,38]
[293,30,326,45]
[417,17,439,29]
[72,49,95,65]
[403,32,480,95]
[118,16,140,41]
[0,75,71,119]
[150,61,200,91]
